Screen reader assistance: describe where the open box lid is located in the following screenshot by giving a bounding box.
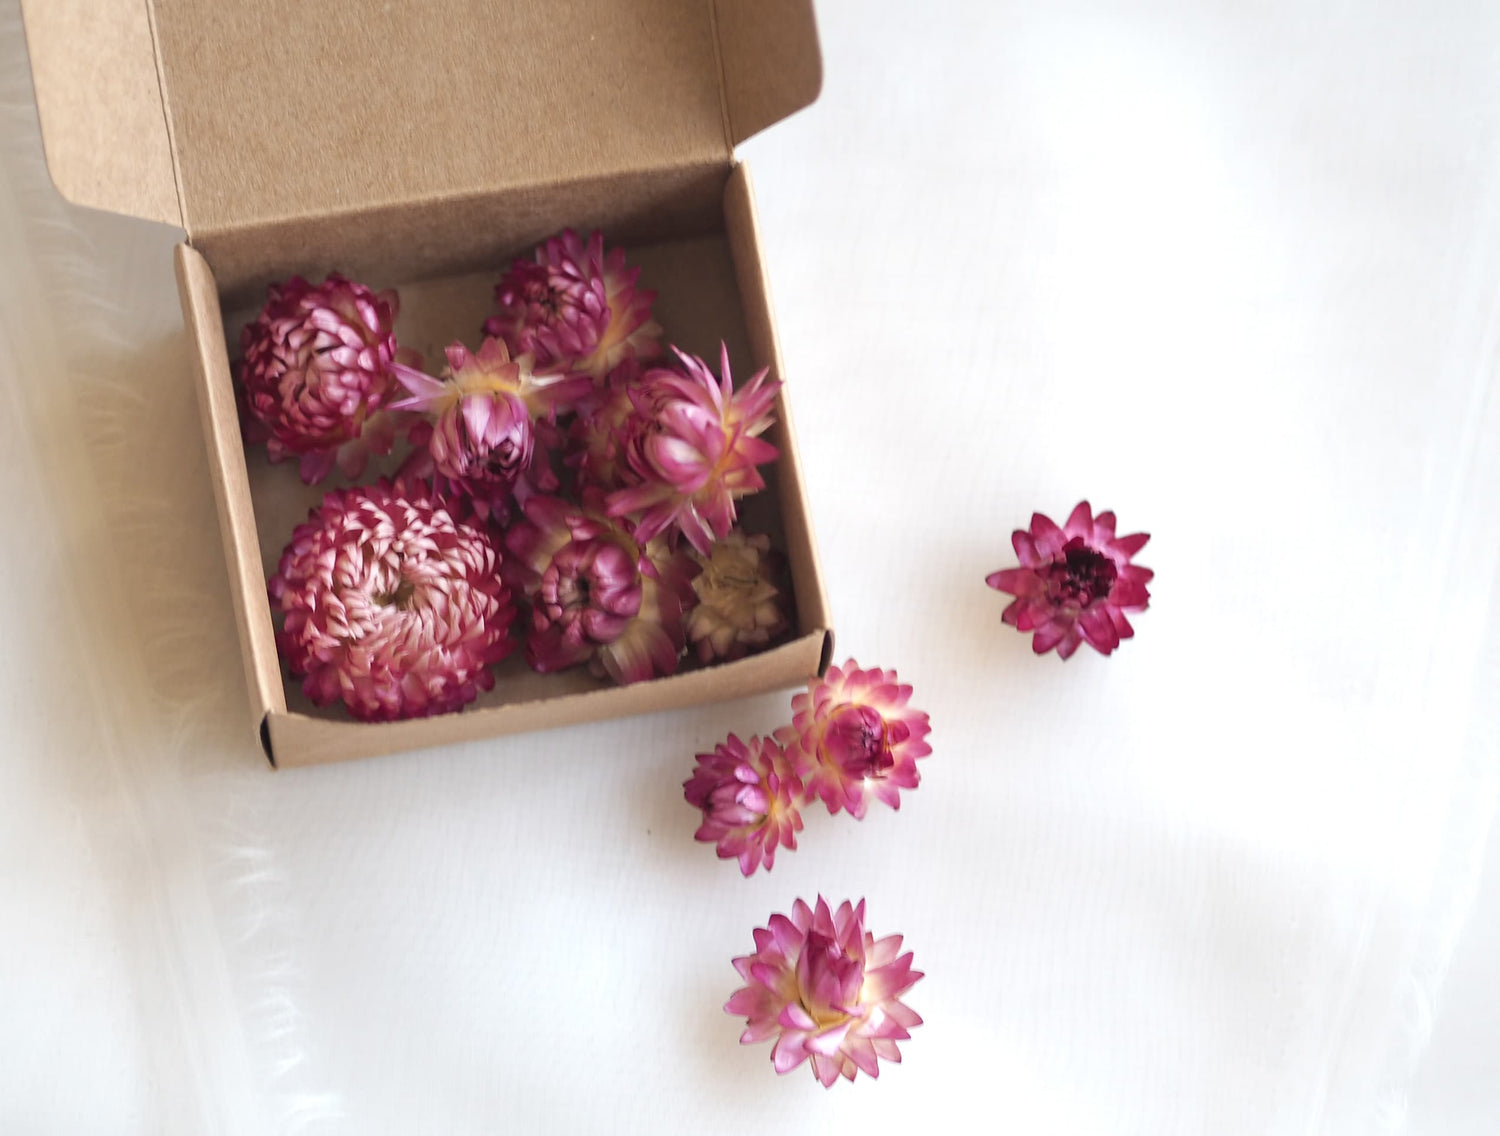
[19,0,821,238]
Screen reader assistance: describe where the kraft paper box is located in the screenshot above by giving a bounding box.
[20,0,832,768]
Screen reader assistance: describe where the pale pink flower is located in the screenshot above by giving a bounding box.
[686,531,789,664]
[237,274,401,484]
[985,501,1152,659]
[391,337,590,516]
[504,495,696,684]
[726,897,922,1086]
[684,734,802,876]
[484,229,661,381]
[606,344,781,555]
[268,480,516,722]
[778,660,933,820]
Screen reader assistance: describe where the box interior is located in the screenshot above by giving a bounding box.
[193,165,830,758]
[227,230,794,721]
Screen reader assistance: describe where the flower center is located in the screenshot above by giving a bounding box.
[824,703,902,781]
[376,577,417,611]
[1047,538,1117,609]
[796,931,865,1026]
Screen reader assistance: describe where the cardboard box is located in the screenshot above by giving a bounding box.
[20,0,832,767]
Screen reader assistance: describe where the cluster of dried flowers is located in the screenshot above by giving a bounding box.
[686,660,931,1085]
[685,660,932,875]
[237,232,790,722]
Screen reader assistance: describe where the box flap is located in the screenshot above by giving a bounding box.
[715,0,823,147]
[18,0,181,227]
[21,0,819,238]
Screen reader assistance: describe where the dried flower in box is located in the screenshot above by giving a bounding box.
[606,344,781,555]
[237,274,404,484]
[686,531,789,664]
[504,495,697,685]
[392,337,591,519]
[268,480,516,722]
[484,228,662,382]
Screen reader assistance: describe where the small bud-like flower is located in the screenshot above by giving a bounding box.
[683,734,802,876]
[686,531,789,664]
[391,337,591,515]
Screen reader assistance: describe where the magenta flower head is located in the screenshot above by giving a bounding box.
[986,501,1152,659]
[606,344,782,555]
[778,660,933,820]
[391,337,591,511]
[268,480,516,722]
[687,531,789,664]
[726,897,922,1086]
[504,495,697,685]
[566,357,664,493]
[237,274,401,484]
[684,734,802,876]
[484,229,662,381]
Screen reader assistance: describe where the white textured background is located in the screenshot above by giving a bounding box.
[2,1,1498,1133]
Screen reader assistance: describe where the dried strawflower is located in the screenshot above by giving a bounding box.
[237,274,401,484]
[726,897,922,1086]
[504,495,696,684]
[391,337,591,515]
[686,531,789,664]
[684,734,802,876]
[566,357,662,493]
[778,661,932,820]
[606,344,781,555]
[985,501,1152,658]
[484,229,661,381]
[269,480,515,722]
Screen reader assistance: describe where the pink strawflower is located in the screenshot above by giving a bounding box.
[985,501,1152,659]
[504,495,696,685]
[726,897,922,1086]
[483,229,662,381]
[684,734,802,876]
[268,480,516,722]
[686,531,789,664]
[238,274,402,484]
[391,337,591,515]
[606,344,781,555]
[566,357,663,493]
[778,660,933,820]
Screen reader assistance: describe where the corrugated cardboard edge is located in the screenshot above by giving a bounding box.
[17,0,180,226]
[714,0,823,147]
[724,162,832,644]
[266,633,825,768]
[174,244,286,760]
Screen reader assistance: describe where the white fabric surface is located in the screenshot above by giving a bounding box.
[2,1,1498,1132]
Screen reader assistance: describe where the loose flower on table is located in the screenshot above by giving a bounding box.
[986,501,1152,658]
[726,897,922,1086]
